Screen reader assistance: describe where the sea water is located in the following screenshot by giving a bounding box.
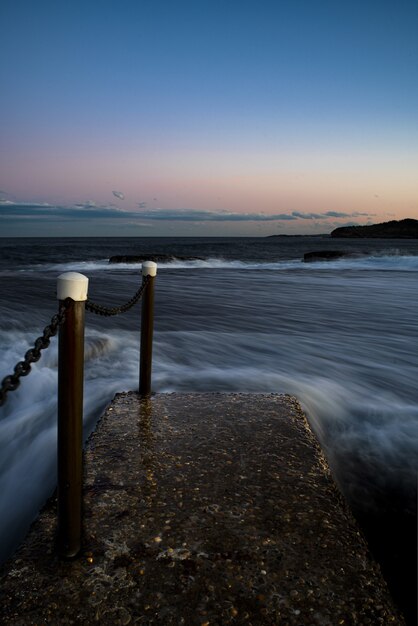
[0,236,417,619]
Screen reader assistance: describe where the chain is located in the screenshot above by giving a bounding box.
[85,275,151,317]
[0,299,73,407]
[0,277,151,406]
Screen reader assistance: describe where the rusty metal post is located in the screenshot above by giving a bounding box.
[139,261,157,396]
[56,272,88,558]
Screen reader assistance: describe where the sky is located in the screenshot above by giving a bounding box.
[0,0,417,236]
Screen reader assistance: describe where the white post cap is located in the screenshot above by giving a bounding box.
[142,261,157,277]
[57,272,89,301]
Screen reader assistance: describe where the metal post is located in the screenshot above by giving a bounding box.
[56,272,89,558]
[139,261,157,396]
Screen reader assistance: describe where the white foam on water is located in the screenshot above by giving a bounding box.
[0,261,417,566]
[15,253,418,274]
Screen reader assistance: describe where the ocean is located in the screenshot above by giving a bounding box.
[0,236,417,621]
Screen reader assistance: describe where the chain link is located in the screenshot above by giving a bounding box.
[85,275,150,317]
[0,299,72,407]
[1,276,150,407]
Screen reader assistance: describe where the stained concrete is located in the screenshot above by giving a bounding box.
[0,392,405,624]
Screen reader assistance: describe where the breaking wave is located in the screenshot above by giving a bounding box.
[15,253,418,274]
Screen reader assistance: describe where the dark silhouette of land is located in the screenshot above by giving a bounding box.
[331,219,418,238]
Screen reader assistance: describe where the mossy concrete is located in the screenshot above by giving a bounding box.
[0,392,405,624]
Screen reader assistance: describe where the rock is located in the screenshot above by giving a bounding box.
[331,219,418,238]
[303,250,348,262]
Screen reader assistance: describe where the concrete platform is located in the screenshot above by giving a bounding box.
[0,392,404,624]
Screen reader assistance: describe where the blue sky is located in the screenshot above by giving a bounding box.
[1,0,417,236]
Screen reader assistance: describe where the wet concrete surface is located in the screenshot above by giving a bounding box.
[0,392,405,624]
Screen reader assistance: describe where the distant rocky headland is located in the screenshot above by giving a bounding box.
[331,219,418,238]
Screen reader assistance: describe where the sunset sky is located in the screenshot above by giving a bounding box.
[1,0,417,236]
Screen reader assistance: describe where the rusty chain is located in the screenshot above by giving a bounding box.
[85,275,150,316]
[0,299,73,407]
[0,276,151,407]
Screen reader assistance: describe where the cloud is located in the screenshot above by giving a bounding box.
[322,211,351,218]
[0,201,376,226]
[73,201,98,209]
[291,210,375,220]
[136,209,377,222]
[0,202,298,223]
[292,211,324,219]
[0,201,126,220]
[135,208,298,221]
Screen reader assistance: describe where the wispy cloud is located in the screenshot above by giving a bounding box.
[135,208,298,221]
[0,201,375,224]
[291,211,324,219]
[322,211,351,218]
[0,201,125,219]
[292,210,374,220]
[135,208,375,222]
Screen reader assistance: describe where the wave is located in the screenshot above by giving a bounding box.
[0,329,139,562]
[3,325,415,513]
[1,299,417,623]
[14,253,418,274]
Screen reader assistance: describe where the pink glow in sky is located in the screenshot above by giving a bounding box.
[1,1,417,236]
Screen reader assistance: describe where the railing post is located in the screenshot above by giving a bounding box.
[56,272,88,558]
[139,261,157,396]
